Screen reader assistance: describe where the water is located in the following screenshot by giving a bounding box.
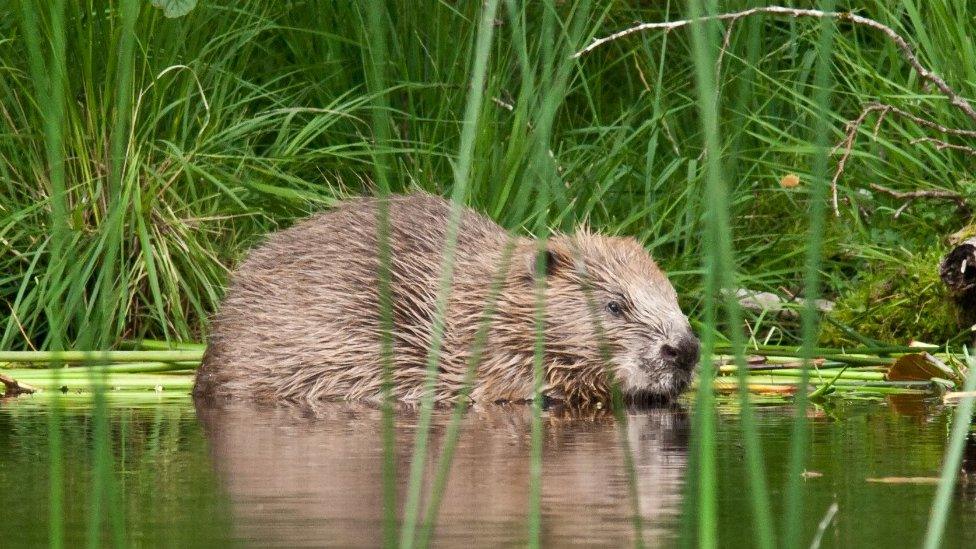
[1,393,975,547]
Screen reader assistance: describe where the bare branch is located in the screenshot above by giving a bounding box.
[869,182,969,219]
[574,7,976,126]
[0,373,36,397]
[830,103,889,216]
[909,137,976,156]
[830,102,976,215]
[578,6,976,219]
[869,182,965,202]
[867,104,976,138]
[714,17,739,89]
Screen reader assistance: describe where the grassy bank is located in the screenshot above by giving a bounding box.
[2,1,975,350]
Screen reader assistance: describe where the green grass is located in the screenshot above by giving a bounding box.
[3,2,974,349]
[684,0,722,545]
[4,0,976,547]
[785,3,839,548]
[397,1,501,546]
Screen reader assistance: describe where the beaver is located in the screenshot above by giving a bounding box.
[194,193,699,405]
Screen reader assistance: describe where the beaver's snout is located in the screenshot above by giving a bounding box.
[659,331,700,373]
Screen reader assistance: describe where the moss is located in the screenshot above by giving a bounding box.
[820,248,960,346]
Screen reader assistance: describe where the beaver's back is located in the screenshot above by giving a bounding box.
[195,193,513,401]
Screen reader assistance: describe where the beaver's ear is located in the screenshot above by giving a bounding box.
[524,241,573,281]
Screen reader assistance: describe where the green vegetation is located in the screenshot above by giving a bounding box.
[823,248,960,345]
[4,1,976,548]
[3,1,976,350]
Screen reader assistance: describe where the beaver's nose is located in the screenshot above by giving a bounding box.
[661,333,700,372]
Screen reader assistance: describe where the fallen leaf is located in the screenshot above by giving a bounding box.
[865,476,940,484]
[886,353,955,382]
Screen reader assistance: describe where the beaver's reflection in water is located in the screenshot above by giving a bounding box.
[195,400,689,547]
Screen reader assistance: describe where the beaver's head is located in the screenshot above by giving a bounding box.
[529,232,699,404]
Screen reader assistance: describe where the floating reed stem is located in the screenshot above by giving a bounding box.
[718,366,885,381]
[2,371,194,392]
[0,350,204,364]
[6,362,199,376]
[122,339,206,351]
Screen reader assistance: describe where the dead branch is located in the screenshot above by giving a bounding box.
[577,7,976,218]
[869,183,966,203]
[0,373,37,397]
[910,137,976,156]
[830,102,976,215]
[869,182,968,218]
[714,16,739,90]
[861,104,976,138]
[830,103,890,215]
[577,5,976,226]
[575,7,976,126]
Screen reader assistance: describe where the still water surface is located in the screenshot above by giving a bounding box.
[1,394,975,547]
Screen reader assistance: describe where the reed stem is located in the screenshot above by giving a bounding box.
[0,350,204,364]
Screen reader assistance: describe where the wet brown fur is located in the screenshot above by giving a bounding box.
[195,193,692,405]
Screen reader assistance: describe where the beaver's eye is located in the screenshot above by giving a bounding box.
[606,301,623,317]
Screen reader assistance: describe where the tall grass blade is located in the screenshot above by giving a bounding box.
[527,232,548,549]
[574,274,648,547]
[360,1,398,546]
[684,0,722,546]
[398,1,501,547]
[525,2,559,546]
[86,2,140,545]
[15,0,68,545]
[415,239,517,547]
[716,45,777,549]
[785,3,837,547]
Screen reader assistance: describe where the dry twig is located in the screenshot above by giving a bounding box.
[854,104,976,138]
[909,137,976,156]
[830,103,890,215]
[713,17,739,89]
[869,182,968,218]
[0,373,37,397]
[830,103,976,215]
[576,6,976,215]
[575,6,976,126]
